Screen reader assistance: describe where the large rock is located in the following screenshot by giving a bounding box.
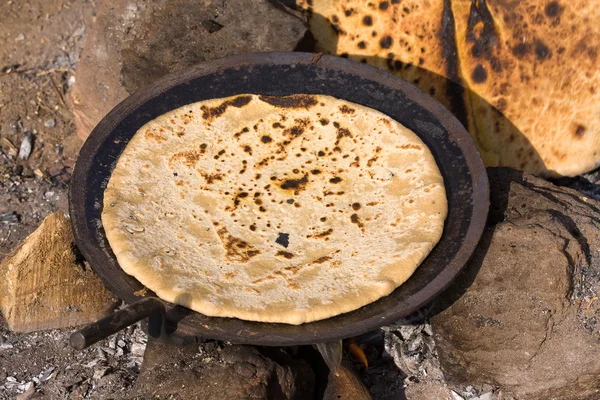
[0,212,119,332]
[431,168,600,399]
[69,0,307,140]
[68,0,141,142]
[404,381,454,400]
[130,339,315,399]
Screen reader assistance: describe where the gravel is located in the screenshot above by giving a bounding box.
[0,321,147,399]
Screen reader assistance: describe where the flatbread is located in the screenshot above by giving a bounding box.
[102,94,447,325]
[297,0,600,177]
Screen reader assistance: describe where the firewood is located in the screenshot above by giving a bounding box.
[0,212,119,332]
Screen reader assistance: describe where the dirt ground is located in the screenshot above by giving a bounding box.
[0,320,146,399]
[0,0,92,255]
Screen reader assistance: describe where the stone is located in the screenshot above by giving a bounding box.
[120,0,307,94]
[69,0,307,140]
[403,381,453,400]
[130,339,315,399]
[323,362,372,400]
[0,212,119,332]
[68,0,144,141]
[43,118,56,128]
[431,168,600,400]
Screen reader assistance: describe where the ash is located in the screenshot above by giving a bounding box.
[553,165,600,202]
[382,314,443,383]
[0,319,147,400]
[364,305,502,400]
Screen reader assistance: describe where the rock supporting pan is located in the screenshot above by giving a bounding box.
[69,52,489,346]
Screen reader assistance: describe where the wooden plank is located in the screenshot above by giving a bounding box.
[0,212,119,332]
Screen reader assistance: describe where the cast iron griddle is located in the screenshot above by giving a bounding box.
[69,52,489,346]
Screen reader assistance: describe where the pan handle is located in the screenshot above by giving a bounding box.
[70,297,166,350]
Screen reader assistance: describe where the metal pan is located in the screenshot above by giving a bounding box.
[69,52,489,346]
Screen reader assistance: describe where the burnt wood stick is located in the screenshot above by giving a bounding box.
[70,297,166,350]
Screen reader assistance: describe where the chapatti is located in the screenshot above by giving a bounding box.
[102,94,447,325]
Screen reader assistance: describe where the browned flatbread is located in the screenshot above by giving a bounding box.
[101,94,447,325]
[297,0,600,177]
